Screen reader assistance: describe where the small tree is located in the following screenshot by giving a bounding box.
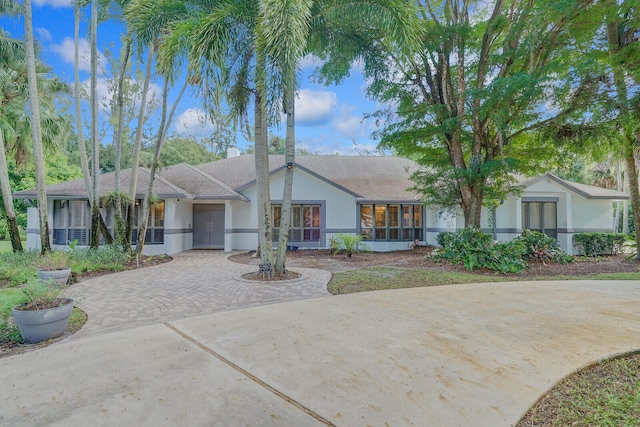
[331,234,370,258]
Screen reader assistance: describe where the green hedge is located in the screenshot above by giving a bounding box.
[572,232,626,256]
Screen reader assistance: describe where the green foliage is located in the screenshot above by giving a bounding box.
[17,279,65,310]
[0,289,28,343]
[514,229,572,264]
[0,245,131,287]
[37,250,71,271]
[436,231,454,247]
[0,250,41,286]
[68,245,132,275]
[433,227,528,274]
[573,232,626,256]
[0,217,7,240]
[331,233,371,258]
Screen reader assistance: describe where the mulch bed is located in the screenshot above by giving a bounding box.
[242,270,302,281]
[229,248,640,277]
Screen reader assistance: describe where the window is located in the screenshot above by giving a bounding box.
[360,204,423,241]
[131,200,165,245]
[272,204,321,242]
[53,200,89,245]
[522,201,557,238]
[53,199,165,246]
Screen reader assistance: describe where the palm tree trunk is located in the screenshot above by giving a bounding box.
[24,0,50,253]
[136,78,187,256]
[113,39,132,243]
[0,130,23,251]
[275,88,295,273]
[623,162,630,234]
[90,0,100,248]
[254,57,273,268]
[74,3,93,204]
[127,44,154,248]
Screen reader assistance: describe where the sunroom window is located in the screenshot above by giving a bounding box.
[360,204,423,241]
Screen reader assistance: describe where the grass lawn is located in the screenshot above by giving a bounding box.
[0,239,26,254]
[328,267,640,295]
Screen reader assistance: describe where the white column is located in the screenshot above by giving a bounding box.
[224,200,232,252]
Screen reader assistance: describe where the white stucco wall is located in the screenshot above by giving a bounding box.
[162,199,193,255]
[228,167,358,251]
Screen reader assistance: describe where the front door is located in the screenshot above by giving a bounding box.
[193,205,225,249]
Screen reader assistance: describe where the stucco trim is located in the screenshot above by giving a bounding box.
[521,197,560,202]
[557,228,616,233]
[225,228,259,234]
[165,228,193,235]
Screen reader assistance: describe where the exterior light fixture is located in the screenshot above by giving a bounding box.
[286,162,294,169]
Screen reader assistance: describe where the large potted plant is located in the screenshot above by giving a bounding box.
[12,279,74,344]
[36,250,72,285]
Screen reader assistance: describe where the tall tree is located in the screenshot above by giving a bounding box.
[317,0,601,227]
[24,0,50,253]
[0,0,24,252]
[605,0,640,257]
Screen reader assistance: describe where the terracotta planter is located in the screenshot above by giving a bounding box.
[37,268,71,285]
[12,298,74,344]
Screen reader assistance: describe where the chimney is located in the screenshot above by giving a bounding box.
[226,146,240,158]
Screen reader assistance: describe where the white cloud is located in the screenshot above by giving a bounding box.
[299,54,323,71]
[295,89,337,126]
[51,37,105,72]
[34,0,72,7]
[81,78,112,112]
[174,108,214,137]
[35,28,51,41]
[331,105,371,139]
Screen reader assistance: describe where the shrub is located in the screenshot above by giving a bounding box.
[433,227,527,273]
[514,229,572,264]
[331,234,371,258]
[436,231,454,247]
[572,232,626,256]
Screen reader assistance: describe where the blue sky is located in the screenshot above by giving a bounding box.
[2,0,383,156]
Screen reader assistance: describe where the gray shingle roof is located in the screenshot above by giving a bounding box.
[12,168,191,199]
[196,155,421,202]
[524,173,629,200]
[16,156,624,203]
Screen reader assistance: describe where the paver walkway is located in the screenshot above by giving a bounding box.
[65,251,331,339]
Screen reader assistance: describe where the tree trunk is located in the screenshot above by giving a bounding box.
[623,163,630,234]
[127,45,154,249]
[274,88,295,274]
[254,88,273,268]
[137,78,187,256]
[606,0,640,257]
[0,131,23,252]
[113,39,132,243]
[74,3,93,204]
[613,160,622,232]
[90,0,100,248]
[24,0,50,253]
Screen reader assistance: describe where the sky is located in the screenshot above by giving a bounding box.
[2,0,384,156]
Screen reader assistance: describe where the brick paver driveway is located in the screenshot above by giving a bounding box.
[65,251,331,339]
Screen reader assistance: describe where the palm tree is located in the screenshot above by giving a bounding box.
[24,0,51,253]
[0,39,71,253]
[0,0,24,252]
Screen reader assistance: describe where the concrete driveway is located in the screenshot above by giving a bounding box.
[2,279,640,426]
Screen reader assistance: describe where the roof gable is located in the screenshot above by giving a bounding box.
[523,173,629,200]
